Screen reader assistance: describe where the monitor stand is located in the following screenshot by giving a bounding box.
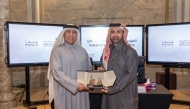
[22,67,49,109]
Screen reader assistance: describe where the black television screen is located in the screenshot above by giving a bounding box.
[80,25,144,65]
[146,22,190,67]
[6,21,64,67]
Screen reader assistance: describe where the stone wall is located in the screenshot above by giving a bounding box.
[0,0,16,108]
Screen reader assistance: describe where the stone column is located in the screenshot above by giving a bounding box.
[0,0,16,109]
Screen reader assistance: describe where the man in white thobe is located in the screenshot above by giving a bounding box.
[47,24,92,109]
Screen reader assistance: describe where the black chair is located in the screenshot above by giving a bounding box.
[137,56,146,84]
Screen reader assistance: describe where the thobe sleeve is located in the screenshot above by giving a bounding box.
[86,52,93,70]
[50,49,80,94]
[108,49,138,95]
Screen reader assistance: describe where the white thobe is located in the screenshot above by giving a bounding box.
[49,42,92,109]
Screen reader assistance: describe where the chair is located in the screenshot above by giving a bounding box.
[137,56,146,84]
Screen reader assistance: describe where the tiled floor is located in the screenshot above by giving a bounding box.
[169,90,190,109]
[12,87,49,109]
[12,87,190,109]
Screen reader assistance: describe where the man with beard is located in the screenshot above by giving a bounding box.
[99,22,139,109]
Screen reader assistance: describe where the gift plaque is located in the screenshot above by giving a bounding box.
[77,70,116,88]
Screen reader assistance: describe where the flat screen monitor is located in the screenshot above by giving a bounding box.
[146,22,190,67]
[80,25,145,65]
[6,21,64,67]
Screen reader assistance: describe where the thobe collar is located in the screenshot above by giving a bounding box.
[110,40,125,51]
[63,42,77,49]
